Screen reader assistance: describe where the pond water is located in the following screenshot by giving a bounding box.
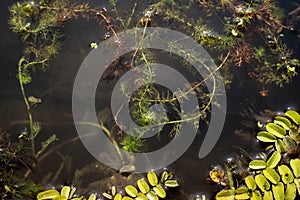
[0,0,300,199]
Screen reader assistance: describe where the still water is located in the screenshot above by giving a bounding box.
[0,0,299,199]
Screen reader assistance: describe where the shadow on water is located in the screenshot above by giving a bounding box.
[0,0,300,199]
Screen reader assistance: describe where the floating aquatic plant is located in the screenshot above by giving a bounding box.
[37,186,96,200]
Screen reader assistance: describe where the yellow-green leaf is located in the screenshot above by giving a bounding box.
[294,178,300,195]
[257,131,277,142]
[250,190,262,200]
[249,160,267,170]
[215,189,235,200]
[135,193,148,200]
[266,151,281,168]
[146,191,159,200]
[255,174,270,192]
[289,128,300,144]
[137,179,150,194]
[285,110,300,125]
[266,123,286,138]
[263,191,273,200]
[114,193,122,200]
[290,159,300,178]
[272,182,284,200]
[285,183,296,200]
[275,139,286,153]
[263,167,280,184]
[37,190,60,200]
[160,171,169,183]
[60,186,71,198]
[245,176,256,191]
[53,196,66,200]
[121,196,133,200]
[153,184,166,198]
[125,185,138,198]
[164,180,179,187]
[278,165,294,184]
[235,187,250,199]
[274,116,292,130]
[147,171,158,186]
[103,192,113,199]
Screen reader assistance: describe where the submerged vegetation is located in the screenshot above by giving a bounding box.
[1,0,299,199]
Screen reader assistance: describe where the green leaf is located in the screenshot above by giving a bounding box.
[37,190,60,200]
[285,183,296,200]
[153,184,166,198]
[272,182,284,200]
[285,110,300,125]
[290,159,300,178]
[257,131,277,142]
[250,190,262,200]
[249,160,267,170]
[160,171,169,183]
[135,193,147,200]
[137,179,150,194]
[263,167,280,185]
[164,180,179,187]
[215,189,235,200]
[266,123,287,138]
[114,193,122,200]
[266,151,281,168]
[245,176,256,191]
[294,178,300,195]
[275,139,286,153]
[146,191,159,200]
[235,187,250,199]
[255,174,270,192]
[53,197,67,200]
[60,186,70,198]
[125,185,138,198]
[147,171,158,186]
[278,165,294,184]
[263,191,273,200]
[274,116,292,130]
[121,197,133,200]
[102,192,113,199]
[88,194,97,200]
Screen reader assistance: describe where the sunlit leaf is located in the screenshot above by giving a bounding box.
[285,110,300,125]
[135,193,147,200]
[103,192,113,199]
[60,186,70,198]
[294,178,300,195]
[153,184,166,198]
[278,165,294,184]
[37,190,60,200]
[266,151,281,168]
[275,139,286,153]
[263,167,280,184]
[114,193,122,200]
[137,179,150,194]
[249,160,267,170]
[257,131,277,142]
[250,190,262,200]
[285,183,296,200]
[147,171,158,186]
[160,171,169,183]
[146,191,159,200]
[263,191,273,200]
[272,182,284,200]
[255,174,270,192]
[245,176,256,191]
[290,159,300,178]
[266,123,286,138]
[125,185,138,198]
[164,180,179,187]
[215,189,235,200]
[274,116,292,130]
[234,187,250,199]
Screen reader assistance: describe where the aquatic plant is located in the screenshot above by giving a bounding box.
[37,186,96,200]
[214,110,300,199]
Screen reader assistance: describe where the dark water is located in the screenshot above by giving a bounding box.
[0,0,300,199]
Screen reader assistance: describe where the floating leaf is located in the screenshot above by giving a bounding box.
[274,116,292,130]
[294,178,300,195]
[135,193,147,200]
[245,176,256,191]
[53,197,66,200]
[249,160,267,170]
[234,187,250,199]
[272,182,284,200]
[266,151,281,168]
[37,190,60,200]
[285,183,296,200]
[250,190,262,200]
[275,139,286,153]
[114,193,122,200]
[125,185,138,198]
[266,123,286,138]
[255,174,270,192]
[278,165,294,184]
[160,171,169,183]
[283,136,298,154]
[137,179,150,194]
[60,186,70,198]
[285,110,300,125]
[111,186,116,196]
[153,184,166,198]
[147,171,158,186]
[263,191,273,200]
[146,191,159,200]
[215,189,235,200]
[164,180,179,187]
[209,169,225,183]
[121,197,133,200]
[103,192,113,199]
[289,128,300,144]
[290,159,300,178]
[257,131,277,142]
[263,167,280,184]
